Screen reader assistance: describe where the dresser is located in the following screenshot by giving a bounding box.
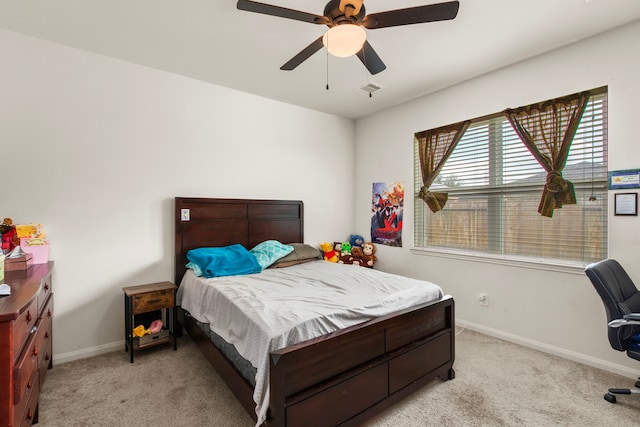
[0,262,54,426]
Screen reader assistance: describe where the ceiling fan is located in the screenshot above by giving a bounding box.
[236,0,460,75]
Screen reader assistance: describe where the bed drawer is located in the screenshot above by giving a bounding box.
[389,332,452,394]
[12,299,38,362]
[133,289,174,313]
[286,363,388,427]
[385,302,449,352]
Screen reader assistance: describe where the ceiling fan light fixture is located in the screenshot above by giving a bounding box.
[322,24,366,57]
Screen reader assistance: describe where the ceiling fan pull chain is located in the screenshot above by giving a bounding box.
[326,48,330,90]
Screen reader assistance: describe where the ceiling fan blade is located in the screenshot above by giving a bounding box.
[281,36,325,71]
[355,41,386,75]
[237,0,330,25]
[363,1,459,29]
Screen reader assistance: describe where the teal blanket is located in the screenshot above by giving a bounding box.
[186,244,261,278]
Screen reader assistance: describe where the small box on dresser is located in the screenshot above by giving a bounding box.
[4,254,33,272]
[0,262,54,426]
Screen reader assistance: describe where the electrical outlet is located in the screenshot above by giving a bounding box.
[478,293,489,307]
[181,209,190,221]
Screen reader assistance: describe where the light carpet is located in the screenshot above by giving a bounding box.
[38,329,640,426]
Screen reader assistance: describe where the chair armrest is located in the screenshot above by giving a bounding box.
[608,317,640,328]
[624,313,640,321]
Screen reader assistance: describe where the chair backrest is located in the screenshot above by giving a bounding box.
[585,259,640,351]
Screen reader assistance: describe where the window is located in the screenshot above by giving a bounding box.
[414,89,608,264]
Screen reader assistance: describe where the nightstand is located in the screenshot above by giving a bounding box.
[123,281,177,363]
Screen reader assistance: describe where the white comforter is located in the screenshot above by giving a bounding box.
[177,260,443,426]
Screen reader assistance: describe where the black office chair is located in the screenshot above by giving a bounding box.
[585,258,640,403]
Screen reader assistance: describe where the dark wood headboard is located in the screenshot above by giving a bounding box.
[174,197,304,286]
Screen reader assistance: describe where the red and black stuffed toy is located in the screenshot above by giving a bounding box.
[0,218,19,253]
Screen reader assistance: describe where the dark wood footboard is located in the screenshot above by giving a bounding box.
[268,296,454,427]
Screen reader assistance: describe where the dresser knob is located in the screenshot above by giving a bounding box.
[27,381,32,389]
[32,348,39,357]
[45,332,49,339]
[44,283,50,291]
[45,352,50,361]
[48,309,52,317]
[27,408,33,420]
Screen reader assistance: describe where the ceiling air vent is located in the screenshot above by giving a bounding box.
[354,82,384,97]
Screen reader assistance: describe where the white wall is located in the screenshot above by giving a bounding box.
[0,29,356,361]
[354,20,640,377]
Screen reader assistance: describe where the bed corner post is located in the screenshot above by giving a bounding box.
[269,353,286,427]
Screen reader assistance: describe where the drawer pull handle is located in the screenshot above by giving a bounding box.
[26,311,32,322]
[45,332,49,339]
[44,284,50,291]
[146,298,161,304]
[27,381,32,389]
[27,408,33,420]
[48,309,52,317]
[45,353,50,361]
[32,348,39,357]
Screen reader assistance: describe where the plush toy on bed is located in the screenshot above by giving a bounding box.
[320,242,339,263]
[348,247,365,266]
[361,242,377,267]
[340,242,352,256]
[349,234,364,249]
[333,241,343,254]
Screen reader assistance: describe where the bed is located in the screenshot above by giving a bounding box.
[174,197,455,427]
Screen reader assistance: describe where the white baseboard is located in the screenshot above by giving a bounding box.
[54,340,124,365]
[459,318,640,379]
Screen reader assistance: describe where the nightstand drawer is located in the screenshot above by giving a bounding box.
[133,289,174,313]
[12,299,38,362]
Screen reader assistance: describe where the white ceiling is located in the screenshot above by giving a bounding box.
[2,0,640,119]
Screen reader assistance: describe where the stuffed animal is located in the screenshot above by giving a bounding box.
[132,325,151,338]
[333,242,343,254]
[361,242,377,267]
[341,242,352,256]
[349,234,365,249]
[0,218,18,253]
[149,319,163,334]
[320,242,339,263]
[348,247,365,266]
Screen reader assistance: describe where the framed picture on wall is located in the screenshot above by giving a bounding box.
[614,192,638,216]
[609,169,640,189]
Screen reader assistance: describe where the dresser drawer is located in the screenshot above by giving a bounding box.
[133,289,174,313]
[37,273,52,314]
[38,296,54,386]
[14,371,39,427]
[12,299,38,362]
[13,330,40,405]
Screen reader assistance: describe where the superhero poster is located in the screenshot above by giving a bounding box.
[371,182,404,247]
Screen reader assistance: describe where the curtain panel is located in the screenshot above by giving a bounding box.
[504,91,590,217]
[415,121,470,213]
